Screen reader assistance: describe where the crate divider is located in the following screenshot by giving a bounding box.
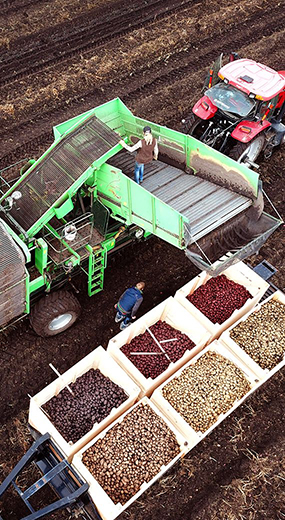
[107,296,211,398]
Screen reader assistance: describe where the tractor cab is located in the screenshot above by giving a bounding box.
[218,59,285,121]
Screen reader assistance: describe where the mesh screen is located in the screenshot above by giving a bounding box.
[0,221,27,325]
[9,116,119,231]
[0,221,26,290]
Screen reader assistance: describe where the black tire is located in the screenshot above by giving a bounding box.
[229,135,265,165]
[30,290,81,337]
[181,113,196,134]
[182,114,211,140]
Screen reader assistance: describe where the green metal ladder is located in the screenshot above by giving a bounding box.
[86,245,107,296]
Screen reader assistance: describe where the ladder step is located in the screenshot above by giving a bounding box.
[89,287,102,295]
[91,273,103,280]
[92,265,104,272]
[89,283,102,290]
[90,283,103,290]
[92,264,104,270]
[88,249,106,296]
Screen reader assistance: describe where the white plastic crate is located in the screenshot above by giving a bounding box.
[220,289,285,376]
[28,346,140,460]
[72,397,192,520]
[151,340,260,442]
[174,261,269,341]
[107,296,211,398]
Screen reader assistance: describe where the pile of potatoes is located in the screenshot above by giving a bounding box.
[82,403,180,504]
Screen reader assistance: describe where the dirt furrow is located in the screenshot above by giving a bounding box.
[121,9,285,106]
[1,20,284,167]
[0,0,197,86]
[0,0,47,17]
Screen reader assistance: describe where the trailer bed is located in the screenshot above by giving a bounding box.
[109,152,251,242]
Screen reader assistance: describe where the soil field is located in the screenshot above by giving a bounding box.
[0,1,285,519]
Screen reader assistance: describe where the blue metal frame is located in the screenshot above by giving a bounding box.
[0,433,102,520]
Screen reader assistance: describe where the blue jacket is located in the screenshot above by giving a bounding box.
[117,286,143,318]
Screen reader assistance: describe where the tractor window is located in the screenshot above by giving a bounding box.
[258,101,268,118]
[205,84,255,116]
[258,95,279,119]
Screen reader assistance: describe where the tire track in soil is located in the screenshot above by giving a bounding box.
[0,0,198,86]
[121,7,285,105]
[1,11,284,169]
[1,5,283,139]
[0,0,47,16]
[3,0,282,88]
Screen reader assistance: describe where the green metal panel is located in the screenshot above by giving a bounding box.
[53,109,94,140]
[102,236,117,252]
[35,238,48,274]
[53,196,74,219]
[24,269,30,314]
[52,98,130,140]
[187,138,259,198]
[96,163,187,249]
[28,274,47,296]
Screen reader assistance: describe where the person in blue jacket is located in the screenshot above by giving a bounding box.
[114,281,145,330]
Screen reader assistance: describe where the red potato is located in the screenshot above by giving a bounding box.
[187,274,252,324]
[121,321,196,378]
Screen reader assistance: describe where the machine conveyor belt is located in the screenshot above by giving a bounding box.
[108,152,252,241]
[6,115,119,233]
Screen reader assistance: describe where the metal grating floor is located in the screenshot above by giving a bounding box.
[0,221,27,326]
[8,116,119,232]
[0,221,26,289]
[45,226,104,265]
[109,152,251,241]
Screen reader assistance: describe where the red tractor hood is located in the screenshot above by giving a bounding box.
[219,59,285,100]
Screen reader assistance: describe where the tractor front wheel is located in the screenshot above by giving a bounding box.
[182,114,211,140]
[30,290,81,337]
[229,135,265,166]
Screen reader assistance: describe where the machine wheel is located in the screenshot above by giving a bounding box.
[182,114,211,140]
[229,135,265,166]
[30,290,81,337]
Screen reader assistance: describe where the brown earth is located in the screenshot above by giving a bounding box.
[0,0,285,519]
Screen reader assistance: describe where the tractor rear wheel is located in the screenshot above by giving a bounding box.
[30,290,81,337]
[229,135,265,166]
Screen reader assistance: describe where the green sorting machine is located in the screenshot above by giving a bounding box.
[0,98,282,336]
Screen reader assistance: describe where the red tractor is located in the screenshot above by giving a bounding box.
[182,54,285,167]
